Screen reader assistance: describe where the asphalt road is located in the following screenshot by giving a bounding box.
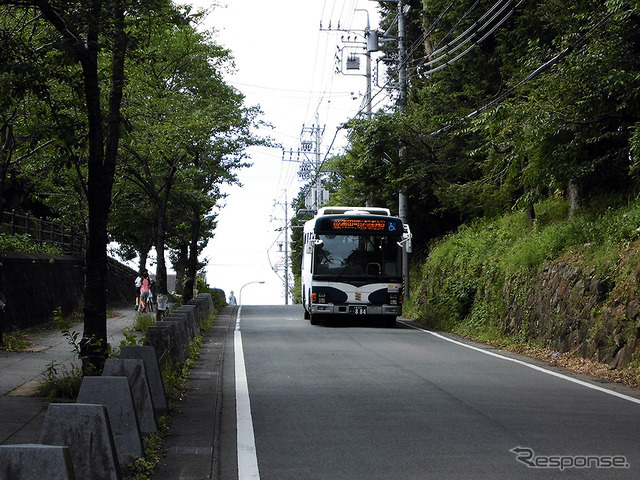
[215,305,640,480]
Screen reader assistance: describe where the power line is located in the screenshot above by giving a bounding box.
[411,0,522,76]
[422,6,618,139]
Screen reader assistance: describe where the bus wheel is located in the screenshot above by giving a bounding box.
[304,308,310,320]
[385,316,397,328]
[310,314,319,326]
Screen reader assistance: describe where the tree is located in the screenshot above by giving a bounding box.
[30,0,130,373]
[1,0,182,372]
[333,0,640,249]
[117,6,262,308]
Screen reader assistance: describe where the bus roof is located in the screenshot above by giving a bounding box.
[316,206,391,216]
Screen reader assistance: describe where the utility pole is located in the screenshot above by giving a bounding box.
[325,10,375,120]
[283,116,328,211]
[397,0,410,300]
[272,190,291,304]
[284,190,289,305]
[368,0,410,299]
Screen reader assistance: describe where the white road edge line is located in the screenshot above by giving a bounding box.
[398,320,640,406]
[235,307,260,480]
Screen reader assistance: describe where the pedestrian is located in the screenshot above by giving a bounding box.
[134,272,143,310]
[228,290,237,306]
[148,279,155,311]
[139,271,150,313]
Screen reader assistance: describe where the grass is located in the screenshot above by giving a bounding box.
[0,330,31,351]
[37,361,84,400]
[404,194,640,376]
[6,300,220,479]
[127,310,217,479]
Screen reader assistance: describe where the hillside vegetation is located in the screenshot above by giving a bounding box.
[404,195,640,375]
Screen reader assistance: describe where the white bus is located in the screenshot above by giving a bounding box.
[301,206,412,326]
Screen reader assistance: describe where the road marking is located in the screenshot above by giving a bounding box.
[235,307,260,480]
[399,320,640,406]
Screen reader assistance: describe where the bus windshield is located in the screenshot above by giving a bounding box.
[313,234,402,278]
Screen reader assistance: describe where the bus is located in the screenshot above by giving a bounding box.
[301,206,412,326]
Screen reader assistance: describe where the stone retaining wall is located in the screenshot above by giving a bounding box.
[0,252,136,332]
[501,260,640,369]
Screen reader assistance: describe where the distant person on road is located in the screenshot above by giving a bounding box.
[228,291,237,306]
[139,271,150,312]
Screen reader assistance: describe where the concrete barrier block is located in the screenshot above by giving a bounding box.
[164,311,193,340]
[156,320,188,362]
[197,292,214,313]
[172,305,198,338]
[146,324,180,367]
[119,345,169,417]
[39,403,121,480]
[187,296,208,320]
[0,444,75,480]
[77,376,144,467]
[102,359,157,436]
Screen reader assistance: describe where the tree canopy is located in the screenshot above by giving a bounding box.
[0,1,263,370]
[322,0,640,248]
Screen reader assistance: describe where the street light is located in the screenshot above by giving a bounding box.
[239,281,265,305]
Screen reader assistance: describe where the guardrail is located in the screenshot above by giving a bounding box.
[1,210,85,256]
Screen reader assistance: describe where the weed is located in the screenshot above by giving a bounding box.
[132,313,155,333]
[1,330,30,351]
[37,361,83,400]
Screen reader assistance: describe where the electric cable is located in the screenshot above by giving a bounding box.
[423,6,618,139]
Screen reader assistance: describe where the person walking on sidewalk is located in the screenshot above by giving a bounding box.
[228,291,237,306]
[134,272,143,310]
[139,272,150,313]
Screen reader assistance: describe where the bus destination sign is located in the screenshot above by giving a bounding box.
[331,218,388,232]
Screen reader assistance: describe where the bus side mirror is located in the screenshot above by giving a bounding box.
[398,224,412,253]
[306,236,323,254]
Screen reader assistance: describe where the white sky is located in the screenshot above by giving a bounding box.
[185,0,385,305]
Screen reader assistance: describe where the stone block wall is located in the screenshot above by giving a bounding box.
[0,252,136,332]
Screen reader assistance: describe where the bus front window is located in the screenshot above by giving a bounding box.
[314,234,402,277]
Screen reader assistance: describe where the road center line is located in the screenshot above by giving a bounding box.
[235,308,260,480]
[398,320,640,406]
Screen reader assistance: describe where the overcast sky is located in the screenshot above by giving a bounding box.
[186,0,384,304]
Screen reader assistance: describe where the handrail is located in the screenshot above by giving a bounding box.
[0,210,85,256]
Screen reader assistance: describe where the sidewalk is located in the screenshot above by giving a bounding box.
[0,303,141,445]
[0,302,236,479]
[151,305,234,479]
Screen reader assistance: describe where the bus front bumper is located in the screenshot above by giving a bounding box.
[310,304,402,316]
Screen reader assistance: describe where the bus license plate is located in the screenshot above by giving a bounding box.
[350,306,367,315]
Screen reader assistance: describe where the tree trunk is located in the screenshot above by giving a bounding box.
[75,3,126,375]
[525,203,536,224]
[568,178,581,219]
[154,206,168,319]
[173,243,187,296]
[183,210,200,302]
[0,122,14,214]
[138,250,149,274]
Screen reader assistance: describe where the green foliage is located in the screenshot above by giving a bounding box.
[37,361,83,401]
[329,1,640,248]
[128,416,170,480]
[131,313,155,334]
[409,195,640,341]
[0,233,61,254]
[0,330,29,351]
[36,308,84,399]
